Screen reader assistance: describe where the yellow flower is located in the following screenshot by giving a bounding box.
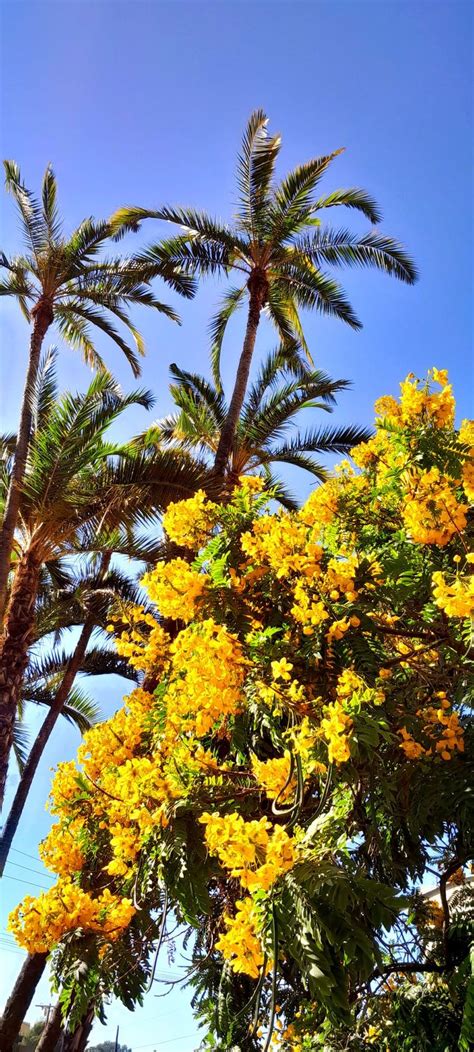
[165,619,246,737]
[200,811,295,891]
[432,570,474,617]
[143,558,208,622]
[402,468,467,546]
[162,490,218,549]
[321,701,353,765]
[215,897,264,978]
[251,753,295,801]
[271,658,294,681]
[238,474,265,493]
[8,878,135,954]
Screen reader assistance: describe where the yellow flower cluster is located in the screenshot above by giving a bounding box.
[400,369,455,428]
[402,468,467,546]
[432,567,474,618]
[215,896,264,978]
[39,821,84,877]
[398,728,426,760]
[375,370,455,429]
[400,694,464,762]
[241,513,320,578]
[291,554,359,635]
[162,489,217,549]
[459,419,474,501]
[165,619,246,737]
[9,879,135,954]
[109,606,170,673]
[286,717,327,777]
[302,480,340,526]
[143,558,208,623]
[321,701,353,764]
[251,753,294,801]
[77,693,151,783]
[200,811,296,892]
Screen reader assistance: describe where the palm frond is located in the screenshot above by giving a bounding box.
[4,160,46,258]
[22,681,101,734]
[278,259,362,329]
[41,164,62,241]
[259,447,328,481]
[12,720,30,773]
[61,686,102,731]
[259,467,299,511]
[137,237,232,279]
[169,363,227,426]
[269,149,344,238]
[60,300,143,376]
[55,310,107,372]
[209,285,247,389]
[268,423,373,458]
[295,228,418,284]
[65,218,112,264]
[236,108,281,236]
[30,346,59,434]
[311,187,382,224]
[154,207,249,258]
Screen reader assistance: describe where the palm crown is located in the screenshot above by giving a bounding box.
[111,109,417,474]
[1,161,195,374]
[0,161,196,616]
[147,349,371,507]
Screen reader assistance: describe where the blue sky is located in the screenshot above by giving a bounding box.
[0,1,472,1048]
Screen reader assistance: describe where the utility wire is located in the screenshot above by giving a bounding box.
[10,847,43,862]
[5,860,54,880]
[2,874,50,891]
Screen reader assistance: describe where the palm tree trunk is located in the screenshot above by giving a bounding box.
[36,1001,62,1052]
[0,550,111,863]
[0,951,47,1051]
[213,281,265,478]
[0,551,41,809]
[0,618,94,873]
[0,300,53,621]
[62,1004,95,1052]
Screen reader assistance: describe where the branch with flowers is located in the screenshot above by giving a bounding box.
[8,369,473,1049]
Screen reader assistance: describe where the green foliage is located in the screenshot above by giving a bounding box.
[148,350,371,498]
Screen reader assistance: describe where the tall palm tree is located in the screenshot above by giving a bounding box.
[111,109,417,477]
[0,162,196,617]
[143,350,371,506]
[0,357,209,804]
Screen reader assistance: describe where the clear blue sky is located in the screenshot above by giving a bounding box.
[0,1,472,1048]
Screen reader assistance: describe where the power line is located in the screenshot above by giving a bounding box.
[5,860,54,880]
[0,944,25,957]
[2,874,50,891]
[10,847,43,862]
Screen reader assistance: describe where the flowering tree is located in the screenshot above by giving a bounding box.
[7,370,473,1049]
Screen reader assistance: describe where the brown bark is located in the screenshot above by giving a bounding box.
[0,550,112,862]
[62,1003,95,1052]
[213,272,267,479]
[0,551,41,809]
[35,1001,62,1052]
[0,300,53,620]
[0,952,47,1051]
[0,618,95,873]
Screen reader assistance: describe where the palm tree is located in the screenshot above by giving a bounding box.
[0,356,209,804]
[142,350,371,506]
[111,109,417,477]
[0,162,196,618]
